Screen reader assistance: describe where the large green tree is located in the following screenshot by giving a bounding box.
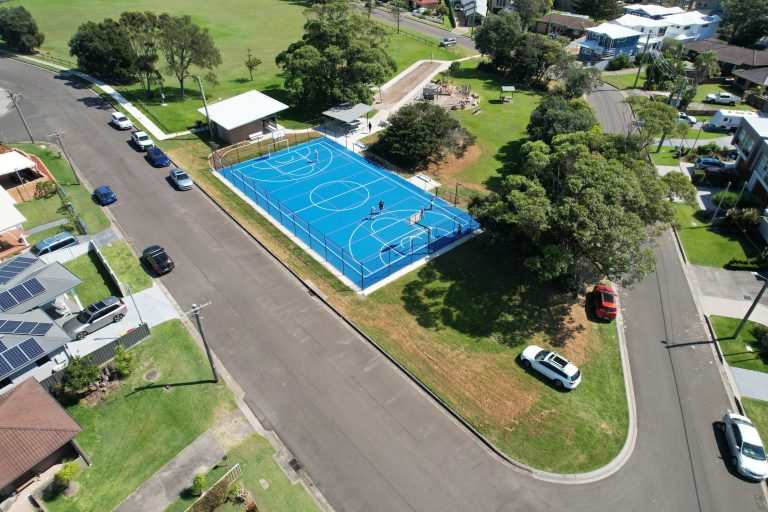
[474,11,523,71]
[556,64,601,99]
[0,6,44,53]
[573,0,621,20]
[644,50,687,91]
[693,50,720,85]
[158,14,222,98]
[515,0,552,30]
[120,11,162,99]
[512,32,566,85]
[68,19,135,84]
[527,94,598,143]
[471,132,671,286]
[276,0,395,106]
[626,96,687,152]
[722,0,768,46]
[372,102,476,169]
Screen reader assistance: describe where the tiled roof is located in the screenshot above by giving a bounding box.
[535,13,598,31]
[685,38,768,66]
[734,67,768,86]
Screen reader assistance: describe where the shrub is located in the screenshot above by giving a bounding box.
[113,345,136,378]
[726,207,763,230]
[191,473,207,496]
[712,191,740,210]
[727,257,768,271]
[54,461,80,489]
[436,4,447,15]
[423,8,432,16]
[63,356,100,395]
[34,180,58,199]
[694,142,730,158]
[607,53,632,71]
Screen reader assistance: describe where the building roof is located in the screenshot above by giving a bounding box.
[0,259,82,315]
[735,67,768,87]
[613,13,672,29]
[588,22,643,39]
[0,151,35,178]
[535,13,598,31]
[197,90,289,131]
[743,116,768,138]
[684,38,768,67]
[0,309,71,381]
[0,378,82,489]
[459,0,487,17]
[322,103,374,124]
[0,186,26,233]
[624,4,684,17]
[663,11,722,26]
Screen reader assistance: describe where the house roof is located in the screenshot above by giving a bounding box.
[0,259,82,315]
[322,103,374,124]
[0,186,26,233]
[459,0,487,17]
[735,67,768,87]
[624,4,684,17]
[0,151,35,178]
[535,13,598,31]
[0,378,82,490]
[0,309,71,381]
[196,90,289,131]
[684,38,768,66]
[613,14,672,29]
[663,11,722,26]
[588,22,643,39]
[743,116,768,138]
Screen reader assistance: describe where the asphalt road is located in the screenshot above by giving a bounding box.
[587,83,636,135]
[364,8,476,51]
[1,57,765,512]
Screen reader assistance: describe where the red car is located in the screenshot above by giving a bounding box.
[593,284,617,320]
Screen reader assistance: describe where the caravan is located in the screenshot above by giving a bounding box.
[706,110,763,132]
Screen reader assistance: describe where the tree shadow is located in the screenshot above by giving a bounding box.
[53,73,89,90]
[76,96,112,110]
[400,239,582,349]
[126,379,215,396]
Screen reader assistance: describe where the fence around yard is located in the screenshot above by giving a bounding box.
[39,240,127,297]
[186,463,243,512]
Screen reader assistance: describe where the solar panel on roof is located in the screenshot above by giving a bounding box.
[30,323,53,336]
[9,284,32,302]
[23,278,45,296]
[0,256,37,284]
[0,278,46,312]
[0,291,17,312]
[2,346,29,369]
[0,357,11,377]
[0,320,6,331]
[0,340,6,352]
[15,321,37,334]
[19,338,44,359]
[0,320,21,333]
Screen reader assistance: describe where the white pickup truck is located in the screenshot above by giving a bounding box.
[705,92,741,106]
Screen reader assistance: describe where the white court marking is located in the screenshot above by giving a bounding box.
[305,179,378,213]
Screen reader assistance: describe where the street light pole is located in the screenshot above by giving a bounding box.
[188,302,219,383]
[48,131,80,185]
[196,76,215,138]
[8,91,35,142]
[734,276,768,338]
[633,32,652,89]
[710,181,731,224]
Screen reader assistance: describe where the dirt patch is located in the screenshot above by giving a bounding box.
[81,379,121,406]
[422,145,482,191]
[144,369,159,381]
[378,61,443,109]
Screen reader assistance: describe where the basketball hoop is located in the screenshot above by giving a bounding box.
[408,209,424,226]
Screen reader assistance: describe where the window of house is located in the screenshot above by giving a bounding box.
[683,26,691,30]
[756,154,768,181]
[659,28,666,36]
[616,37,626,42]
[702,24,709,28]
[737,129,756,156]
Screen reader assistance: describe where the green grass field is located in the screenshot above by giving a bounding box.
[99,241,153,294]
[6,0,467,132]
[650,145,681,166]
[693,84,756,111]
[44,320,236,512]
[64,251,120,307]
[673,204,762,268]
[601,70,645,90]
[710,316,768,373]
[744,398,768,445]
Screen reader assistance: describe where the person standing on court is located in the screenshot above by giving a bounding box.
[314,149,319,163]
[379,200,384,213]
[370,206,376,219]
[429,198,434,210]
[368,121,373,133]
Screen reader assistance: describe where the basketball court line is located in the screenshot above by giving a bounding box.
[293,177,388,214]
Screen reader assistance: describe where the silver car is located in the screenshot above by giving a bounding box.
[721,411,768,481]
[169,168,194,190]
[63,296,127,340]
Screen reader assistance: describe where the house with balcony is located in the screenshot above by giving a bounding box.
[662,11,721,42]
[578,23,642,62]
[490,0,513,14]
[610,14,671,53]
[733,117,768,204]
[623,3,685,19]
[533,13,598,39]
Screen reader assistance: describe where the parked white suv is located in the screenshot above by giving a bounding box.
[520,345,582,389]
[721,411,768,481]
[130,130,154,151]
[706,92,740,106]
[111,112,133,130]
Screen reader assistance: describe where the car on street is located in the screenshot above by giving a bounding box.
[439,37,457,47]
[93,185,117,206]
[678,112,697,125]
[695,157,735,171]
[169,168,194,190]
[146,146,171,167]
[110,112,133,130]
[519,345,582,389]
[592,284,618,320]
[130,130,154,151]
[63,296,127,340]
[706,92,740,106]
[721,411,768,481]
[142,245,175,275]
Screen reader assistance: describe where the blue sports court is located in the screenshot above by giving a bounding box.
[217,138,478,291]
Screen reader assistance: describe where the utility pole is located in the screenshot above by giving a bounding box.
[47,131,80,185]
[633,32,652,89]
[8,91,35,142]
[197,76,215,138]
[710,181,731,224]
[734,275,768,338]
[187,302,219,383]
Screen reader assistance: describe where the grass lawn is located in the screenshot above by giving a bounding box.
[693,84,756,111]
[7,0,468,132]
[744,398,768,443]
[710,316,768,373]
[44,320,236,512]
[99,241,153,294]
[64,251,120,307]
[650,145,681,166]
[601,70,645,90]
[673,204,763,268]
[686,116,723,140]
[446,62,543,191]
[165,434,319,512]
[16,195,64,229]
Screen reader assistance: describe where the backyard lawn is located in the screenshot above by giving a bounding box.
[709,316,768,374]
[64,251,119,307]
[44,320,236,512]
[650,146,682,166]
[673,204,762,268]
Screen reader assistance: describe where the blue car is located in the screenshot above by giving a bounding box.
[94,185,117,206]
[147,146,171,167]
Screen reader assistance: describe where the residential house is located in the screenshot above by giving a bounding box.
[611,14,671,53]
[694,0,723,13]
[490,0,513,14]
[578,23,643,62]
[661,11,721,42]
[734,68,768,91]
[733,117,768,204]
[0,187,28,259]
[623,4,685,19]
[453,0,487,25]
[0,378,83,500]
[533,13,598,39]
[411,0,441,9]
[684,39,768,75]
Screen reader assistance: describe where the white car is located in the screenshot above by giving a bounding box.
[721,412,768,481]
[130,130,154,151]
[706,92,740,106]
[678,112,697,125]
[519,345,582,390]
[110,112,133,130]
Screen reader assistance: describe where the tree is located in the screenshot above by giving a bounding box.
[722,0,768,46]
[390,0,408,33]
[191,473,207,496]
[0,6,45,53]
[54,461,81,491]
[474,11,523,71]
[373,102,476,169]
[644,51,686,91]
[527,94,598,143]
[661,172,697,206]
[245,50,262,81]
[114,345,136,378]
[68,19,136,84]
[158,14,222,98]
[556,64,601,98]
[515,0,551,30]
[693,50,720,85]
[626,96,687,152]
[573,0,621,20]
[64,356,100,394]
[512,33,566,85]
[120,11,162,99]
[276,0,396,106]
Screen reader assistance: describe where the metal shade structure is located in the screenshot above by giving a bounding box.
[322,103,374,125]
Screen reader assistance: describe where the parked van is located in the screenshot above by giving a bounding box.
[31,231,78,256]
[439,37,457,47]
[707,110,763,132]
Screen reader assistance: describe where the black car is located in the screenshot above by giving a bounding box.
[142,245,175,275]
